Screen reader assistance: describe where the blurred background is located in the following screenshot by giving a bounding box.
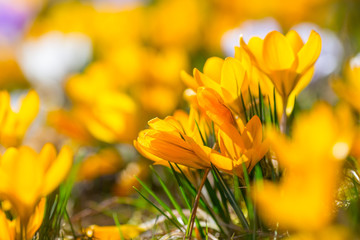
[1,0,360,228]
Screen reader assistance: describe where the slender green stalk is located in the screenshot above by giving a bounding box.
[212,165,249,230]
[151,166,188,224]
[186,168,210,240]
[133,187,183,230]
[113,213,125,240]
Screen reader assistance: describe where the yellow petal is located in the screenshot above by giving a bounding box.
[42,145,73,196]
[0,91,10,125]
[13,147,42,222]
[268,69,299,100]
[38,143,57,172]
[134,137,166,164]
[203,57,224,83]
[247,36,265,68]
[197,87,236,127]
[239,36,258,64]
[210,152,233,172]
[18,90,40,126]
[26,198,46,238]
[285,30,304,54]
[220,57,246,103]
[296,30,321,74]
[286,67,315,115]
[194,68,222,93]
[181,70,198,90]
[148,117,182,133]
[136,130,208,169]
[242,115,262,148]
[217,129,244,159]
[0,210,15,240]
[263,31,296,70]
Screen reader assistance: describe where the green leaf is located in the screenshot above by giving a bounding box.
[151,165,187,224]
[211,165,249,230]
[133,187,183,231]
[135,176,184,231]
[113,213,125,240]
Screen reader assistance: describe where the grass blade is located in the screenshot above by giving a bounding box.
[212,165,249,230]
[150,165,187,224]
[133,187,183,231]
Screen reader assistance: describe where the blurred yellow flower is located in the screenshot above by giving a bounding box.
[47,109,94,145]
[134,108,214,169]
[146,0,203,49]
[286,225,352,240]
[77,148,123,181]
[84,224,144,240]
[0,144,72,224]
[28,1,143,51]
[333,56,360,112]
[253,103,354,231]
[132,47,188,116]
[240,30,321,112]
[0,198,45,240]
[0,210,15,240]
[0,90,39,147]
[182,56,248,112]
[0,57,27,90]
[65,65,138,144]
[113,161,148,197]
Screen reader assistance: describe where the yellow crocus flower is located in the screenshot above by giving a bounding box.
[0,198,45,240]
[197,87,268,176]
[113,161,148,197]
[253,103,354,231]
[0,90,39,147]
[47,109,95,145]
[181,56,249,115]
[77,148,123,181]
[240,30,321,111]
[210,116,269,177]
[134,108,214,170]
[146,0,203,49]
[332,55,360,112]
[65,65,138,144]
[0,144,73,225]
[286,225,352,240]
[84,224,145,240]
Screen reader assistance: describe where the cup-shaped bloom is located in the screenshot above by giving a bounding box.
[0,198,45,240]
[253,103,354,231]
[0,90,39,147]
[0,144,73,224]
[210,116,269,177]
[181,56,250,115]
[197,87,268,176]
[240,30,321,106]
[333,55,360,112]
[134,109,214,169]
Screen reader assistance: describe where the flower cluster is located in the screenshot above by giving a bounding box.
[2,0,360,239]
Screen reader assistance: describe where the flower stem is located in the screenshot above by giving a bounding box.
[186,168,210,240]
